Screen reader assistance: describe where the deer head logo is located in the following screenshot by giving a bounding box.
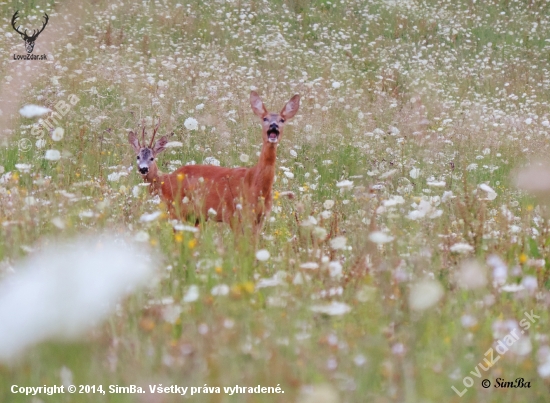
[11,11,49,54]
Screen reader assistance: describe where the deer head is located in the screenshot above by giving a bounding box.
[250,91,300,145]
[128,118,168,176]
[11,11,49,54]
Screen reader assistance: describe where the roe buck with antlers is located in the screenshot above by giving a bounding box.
[128,91,300,234]
[11,11,49,54]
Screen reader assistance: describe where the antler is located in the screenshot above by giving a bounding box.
[11,11,48,39]
[11,11,26,37]
[29,13,49,39]
[140,119,146,147]
[149,117,161,147]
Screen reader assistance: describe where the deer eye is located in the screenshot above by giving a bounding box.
[150,157,154,161]
[263,118,268,122]
[136,156,140,160]
[280,119,285,123]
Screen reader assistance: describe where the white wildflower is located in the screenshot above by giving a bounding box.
[19,105,51,118]
[183,285,199,303]
[134,231,149,242]
[329,236,347,250]
[0,235,154,361]
[457,259,487,289]
[51,127,64,141]
[184,117,198,130]
[165,141,183,148]
[479,183,497,200]
[327,261,343,278]
[323,200,335,209]
[450,243,474,253]
[15,163,31,173]
[44,150,61,161]
[203,156,220,166]
[255,249,270,261]
[336,179,353,189]
[409,280,444,311]
[300,262,319,270]
[312,227,328,241]
[211,284,230,296]
[409,168,421,179]
[427,180,446,187]
[239,154,249,163]
[310,301,351,316]
[487,255,507,286]
[301,216,318,227]
[140,211,162,222]
[368,231,394,244]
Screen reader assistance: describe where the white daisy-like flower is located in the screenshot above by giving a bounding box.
[184,117,198,130]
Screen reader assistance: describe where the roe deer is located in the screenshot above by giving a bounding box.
[129,91,300,234]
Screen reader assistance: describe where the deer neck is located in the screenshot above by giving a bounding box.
[143,163,163,192]
[252,141,277,196]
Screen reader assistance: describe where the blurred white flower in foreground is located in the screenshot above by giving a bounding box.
[457,259,487,289]
[0,235,154,362]
[409,280,444,311]
[515,163,550,194]
[487,254,507,286]
[19,104,51,118]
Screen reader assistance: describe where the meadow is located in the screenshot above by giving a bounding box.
[1,0,550,401]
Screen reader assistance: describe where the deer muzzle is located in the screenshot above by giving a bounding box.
[267,124,279,143]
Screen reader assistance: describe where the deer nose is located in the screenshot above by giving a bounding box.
[269,123,278,130]
[139,167,149,174]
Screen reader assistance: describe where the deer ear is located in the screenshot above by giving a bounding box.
[281,94,300,120]
[128,131,140,153]
[153,136,168,156]
[250,91,268,118]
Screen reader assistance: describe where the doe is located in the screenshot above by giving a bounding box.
[128,91,300,234]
